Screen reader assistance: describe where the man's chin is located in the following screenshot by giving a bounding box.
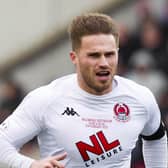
[94,83,112,94]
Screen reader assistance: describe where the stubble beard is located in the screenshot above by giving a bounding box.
[82,73,114,95]
[78,65,117,95]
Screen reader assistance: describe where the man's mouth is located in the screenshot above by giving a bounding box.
[96,71,110,76]
[96,71,110,81]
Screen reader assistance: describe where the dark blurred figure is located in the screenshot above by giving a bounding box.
[140,18,168,74]
[135,0,152,22]
[159,89,168,133]
[160,0,168,41]
[0,78,25,123]
[129,2,168,167]
[118,24,140,75]
[127,50,168,102]
[128,50,167,168]
[131,137,145,168]
[132,0,168,76]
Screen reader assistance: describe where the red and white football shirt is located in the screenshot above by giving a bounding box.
[0,74,161,168]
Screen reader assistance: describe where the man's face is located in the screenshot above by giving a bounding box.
[70,34,118,95]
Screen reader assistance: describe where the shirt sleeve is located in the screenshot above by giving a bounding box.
[141,88,161,136]
[143,134,168,168]
[0,87,48,168]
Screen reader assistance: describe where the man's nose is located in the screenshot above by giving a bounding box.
[99,56,109,67]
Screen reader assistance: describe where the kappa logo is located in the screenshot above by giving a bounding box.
[62,107,80,116]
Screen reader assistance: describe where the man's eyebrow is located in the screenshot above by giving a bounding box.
[87,49,118,55]
[87,52,100,56]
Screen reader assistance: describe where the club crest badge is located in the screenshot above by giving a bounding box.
[113,103,130,122]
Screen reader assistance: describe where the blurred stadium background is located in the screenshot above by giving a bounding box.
[0,0,167,167]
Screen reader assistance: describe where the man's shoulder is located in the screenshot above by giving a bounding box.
[50,73,76,87]
[114,75,154,102]
[27,73,76,101]
[115,75,149,90]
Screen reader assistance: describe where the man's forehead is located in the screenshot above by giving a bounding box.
[80,34,117,48]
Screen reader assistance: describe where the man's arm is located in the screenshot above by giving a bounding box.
[142,123,168,168]
[0,136,67,168]
[140,87,168,167]
[0,106,41,168]
[0,88,48,167]
[0,137,35,168]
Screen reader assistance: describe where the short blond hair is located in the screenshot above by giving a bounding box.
[68,13,119,51]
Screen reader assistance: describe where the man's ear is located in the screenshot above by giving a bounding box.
[70,51,77,64]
